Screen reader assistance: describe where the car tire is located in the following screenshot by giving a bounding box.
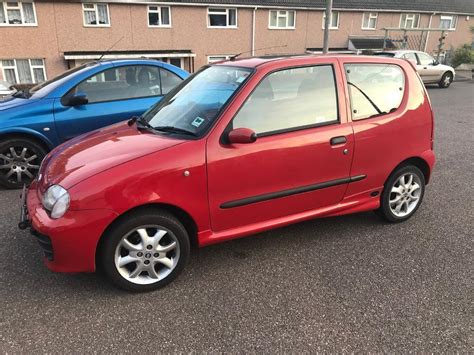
[0,137,47,189]
[375,165,426,223]
[438,72,453,88]
[101,209,190,292]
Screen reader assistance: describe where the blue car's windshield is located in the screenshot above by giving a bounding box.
[143,65,252,136]
[27,62,97,98]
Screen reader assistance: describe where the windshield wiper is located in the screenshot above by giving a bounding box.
[153,126,197,136]
[347,82,383,115]
[129,115,155,131]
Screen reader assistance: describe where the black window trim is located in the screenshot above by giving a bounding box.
[222,63,341,143]
[60,64,183,106]
[343,62,406,122]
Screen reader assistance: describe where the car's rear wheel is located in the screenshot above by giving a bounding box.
[376,165,425,223]
[438,72,453,88]
[101,209,190,292]
[0,137,46,189]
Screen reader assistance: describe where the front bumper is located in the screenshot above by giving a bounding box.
[21,181,118,273]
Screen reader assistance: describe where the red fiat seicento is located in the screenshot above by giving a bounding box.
[19,55,435,292]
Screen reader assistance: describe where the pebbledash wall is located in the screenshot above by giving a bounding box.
[0,0,473,84]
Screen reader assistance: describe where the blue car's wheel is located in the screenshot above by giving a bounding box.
[0,138,46,189]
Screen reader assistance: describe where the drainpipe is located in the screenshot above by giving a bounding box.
[424,12,435,52]
[252,7,257,56]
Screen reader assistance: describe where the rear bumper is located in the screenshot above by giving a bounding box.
[25,181,118,273]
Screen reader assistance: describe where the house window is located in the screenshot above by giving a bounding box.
[400,13,420,29]
[362,12,377,30]
[0,1,36,26]
[148,6,171,27]
[207,8,237,28]
[1,59,46,84]
[269,10,296,29]
[208,55,233,63]
[439,15,457,29]
[322,11,339,29]
[83,3,110,27]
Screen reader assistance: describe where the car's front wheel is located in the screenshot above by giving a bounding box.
[438,72,453,88]
[376,165,426,223]
[101,209,190,292]
[0,137,46,189]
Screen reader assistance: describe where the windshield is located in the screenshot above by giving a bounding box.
[143,65,252,136]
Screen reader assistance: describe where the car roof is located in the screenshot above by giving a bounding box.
[213,54,407,69]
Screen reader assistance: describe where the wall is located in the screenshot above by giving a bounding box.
[0,2,473,83]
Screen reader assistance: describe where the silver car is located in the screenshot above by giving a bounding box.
[374,50,455,88]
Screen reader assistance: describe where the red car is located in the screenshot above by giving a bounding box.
[20,55,435,292]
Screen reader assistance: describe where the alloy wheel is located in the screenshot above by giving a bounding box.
[0,146,41,185]
[389,173,422,218]
[114,225,180,285]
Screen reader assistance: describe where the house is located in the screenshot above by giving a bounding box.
[1,0,473,84]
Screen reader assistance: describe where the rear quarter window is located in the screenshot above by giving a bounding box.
[344,63,405,121]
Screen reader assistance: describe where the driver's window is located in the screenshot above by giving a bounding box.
[72,65,163,104]
[417,53,434,66]
[233,65,339,135]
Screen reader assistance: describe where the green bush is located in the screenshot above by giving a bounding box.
[451,44,474,68]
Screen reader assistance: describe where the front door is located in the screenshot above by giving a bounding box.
[416,52,440,83]
[53,65,173,142]
[206,64,354,232]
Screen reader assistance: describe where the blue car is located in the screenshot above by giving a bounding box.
[0,59,188,188]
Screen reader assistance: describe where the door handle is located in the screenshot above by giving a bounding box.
[423,67,427,69]
[330,136,347,145]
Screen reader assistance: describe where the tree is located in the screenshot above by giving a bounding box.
[451,44,474,68]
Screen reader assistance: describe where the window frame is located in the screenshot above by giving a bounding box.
[0,1,37,27]
[322,11,339,30]
[207,7,237,28]
[439,15,457,30]
[62,65,183,105]
[82,3,110,28]
[1,58,46,84]
[343,62,407,122]
[361,12,378,30]
[228,64,341,139]
[268,10,296,30]
[399,13,420,29]
[147,5,171,28]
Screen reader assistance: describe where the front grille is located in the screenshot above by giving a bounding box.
[31,229,54,261]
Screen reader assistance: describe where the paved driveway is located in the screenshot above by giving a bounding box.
[0,82,472,352]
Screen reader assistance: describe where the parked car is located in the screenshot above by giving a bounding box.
[0,80,16,98]
[0,59,189,188]
[20,55,435,292]
[373,50,455,88]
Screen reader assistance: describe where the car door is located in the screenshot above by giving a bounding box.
[415,52,440,83]
[53,65,181,142]
[206,62,354,232]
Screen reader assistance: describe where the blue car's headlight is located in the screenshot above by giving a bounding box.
[42,185,70,219]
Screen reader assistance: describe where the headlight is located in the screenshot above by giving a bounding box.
[42,185,70,219]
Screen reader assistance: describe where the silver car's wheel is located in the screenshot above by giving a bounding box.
[389,173,422,218]
[438,72,453,88]
[114,225,180,285]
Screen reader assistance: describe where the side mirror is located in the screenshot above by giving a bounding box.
[433,60,439,66]
[227,128,257,144]
[65,93,88,106]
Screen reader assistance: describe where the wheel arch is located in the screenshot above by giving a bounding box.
[387,156,431,186]
[95,202,198,268]
[0,129,54,152]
